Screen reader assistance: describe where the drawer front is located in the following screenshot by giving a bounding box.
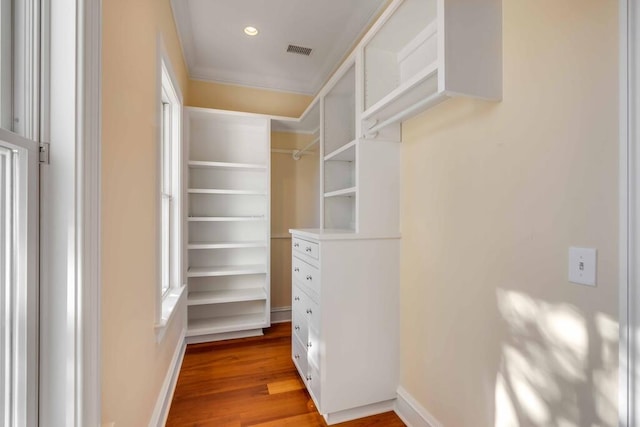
[292,284,308,316]
[292,236,319,261]
[291,256,308,284]
[292,256,321,299]
[293,284,319,335]
[307,359,321,408]
[308,324,320,367]
[292,336,308,379]
[305,295,320,333]
[291,305,308,347]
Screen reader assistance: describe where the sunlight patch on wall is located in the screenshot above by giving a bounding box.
[495,373,519,427]
[495,289,617,427]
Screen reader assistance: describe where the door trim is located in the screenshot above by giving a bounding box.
[77,0,102,424]
[620,0,636,425]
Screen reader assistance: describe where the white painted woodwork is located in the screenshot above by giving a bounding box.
[289,231,400,425]
[317,55,401,235]
[360,0,502,134]
[185,108,271,340]
[321,135,400,234]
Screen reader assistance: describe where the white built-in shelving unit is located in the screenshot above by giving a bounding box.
[361,0,502,136]
[185,108,271,342]
[320,61,401,235]
[322,64,357,231]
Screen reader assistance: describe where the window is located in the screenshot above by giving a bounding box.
[156,56,184,340]
[160,98,172,297]
[0,0,39,425]
[0,0,12,130]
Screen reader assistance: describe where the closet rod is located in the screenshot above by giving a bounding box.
[292,136,320,160]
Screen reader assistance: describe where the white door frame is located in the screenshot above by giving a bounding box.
[38,0,101,425]
[621,1,638,426]
[77,0,102,424]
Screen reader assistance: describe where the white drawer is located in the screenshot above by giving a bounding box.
[307,359,321,408]
[292,236,319,261]
[292,305,308,347]
[292,336,308,379]
[292,284,308,316]
[305,296,320,334]
[292,256,308,284]
[308,324,320,368]
[292,256,321,299]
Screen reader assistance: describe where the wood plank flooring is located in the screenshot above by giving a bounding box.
[166,323,405,427]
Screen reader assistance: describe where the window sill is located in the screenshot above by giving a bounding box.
[155,285,186,343]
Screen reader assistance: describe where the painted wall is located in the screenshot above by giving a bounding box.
[188,79,312,117]
[101,0,188,425]
[400,1,618,426]
[271,132,320,310]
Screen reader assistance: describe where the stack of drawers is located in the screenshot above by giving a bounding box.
[291,236,321,401]
[289,229,399,425]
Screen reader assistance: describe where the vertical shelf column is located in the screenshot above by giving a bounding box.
[185,108,271,343]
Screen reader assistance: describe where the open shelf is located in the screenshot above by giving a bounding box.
[188,216,266,222]
[188,188,267,195]
[324,140,356,162]
[362,61,439,124]
[324,187,356,198]
[188,160,267,170]
[186,313,266,337]
[364,0,438,110]
[324,64,356,155]
[188,241,267,250]
[188,288,267,306]
[360,0,501,132]
[187,264,266,278]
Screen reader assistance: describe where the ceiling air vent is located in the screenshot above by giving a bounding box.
[287,44,312,56]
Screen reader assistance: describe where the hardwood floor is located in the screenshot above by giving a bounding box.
[166,323,405,427]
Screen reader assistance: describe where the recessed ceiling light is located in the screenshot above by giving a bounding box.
[244,26,259,36]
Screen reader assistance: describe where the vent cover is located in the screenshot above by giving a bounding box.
[287,44,312,56]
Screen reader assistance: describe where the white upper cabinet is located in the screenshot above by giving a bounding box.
[360,0,502,135]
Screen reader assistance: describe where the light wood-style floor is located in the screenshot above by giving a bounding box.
[166,322,405,427]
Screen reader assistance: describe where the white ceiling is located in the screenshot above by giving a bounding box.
[171,0,387,95]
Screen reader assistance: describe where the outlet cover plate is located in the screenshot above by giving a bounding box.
[568,247,596,286]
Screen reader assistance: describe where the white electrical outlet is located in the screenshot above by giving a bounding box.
[568,247,596,286]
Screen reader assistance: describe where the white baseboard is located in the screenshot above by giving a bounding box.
[185,328,263,344]
[271,306,292,323]
[324,399,396,425]
[395,386,442,427]
[148,329,186,427]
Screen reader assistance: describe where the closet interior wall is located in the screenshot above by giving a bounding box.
[271,131,320,314]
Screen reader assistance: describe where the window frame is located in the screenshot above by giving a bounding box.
[155,44,185,342]
[0,0,40,425]
[0,128,39,427]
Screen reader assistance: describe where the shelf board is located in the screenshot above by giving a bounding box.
[188,216,266,222]
[188,160,267,170]
[188,288,267,306]
[188,188,266,196]
[324,187,357,198]
[187,264,266,277]
[324,139,357,162]
[186,313,267,337]
[188,241,267,250]
[362,60,439,123]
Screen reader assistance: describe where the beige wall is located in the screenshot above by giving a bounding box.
[400,1,618,426]
[188,79,312,117]
[271,132,320,309]
[101,0,188,425]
